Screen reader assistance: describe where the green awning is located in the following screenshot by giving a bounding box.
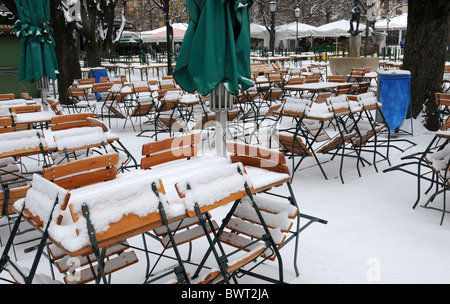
[173,0,253,96]
[13,0,59,83]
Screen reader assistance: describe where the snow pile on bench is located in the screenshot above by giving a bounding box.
[52,126,107,151]
[0,129,46,154]
[176,162,253,213]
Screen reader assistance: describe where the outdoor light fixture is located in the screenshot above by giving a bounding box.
[269,1,277,56]
[294,5,301,19]
[269,1,277,13]
[294,6,300,50]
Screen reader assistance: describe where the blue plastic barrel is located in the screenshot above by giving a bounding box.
[378,70,411,133]
[91,68,109,100]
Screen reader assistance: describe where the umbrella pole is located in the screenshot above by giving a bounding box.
[215,110,227,157]
[209,83,234,157]
[37,76,49,111]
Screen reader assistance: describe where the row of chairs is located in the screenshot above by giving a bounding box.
[267,92,389,184]
[0,130,327,284]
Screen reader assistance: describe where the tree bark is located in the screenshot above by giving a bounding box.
[49,1,81,105]
[164,0,173,75]
[402,0,450,131]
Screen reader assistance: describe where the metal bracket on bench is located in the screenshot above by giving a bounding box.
[82,203,107,284]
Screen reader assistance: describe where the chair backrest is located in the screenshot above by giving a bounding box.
[334,84,352,95]
[77,78,95,86]
[327,75,345,83]
[354,82,370,94]
[10,105,41,114]
[279,97,311,118]
[43,153,119,190]
[0,184,29,216]
[68,87,88,98]
[313,92,332,104]
[21,174,70,227]
[350,68,365,78]
[92,82,113,93]
[436,92,450,107]
[327,95,351,116]
[287,76,306,85]
[159,79,176,90]
[175,162,255,217]
[0,116,14,133]
[305,75,321,83]
[0,93,15,101]
[51,113,95,131]
[47,98,64,115]
[141,132,201,169]
[225,142,290,175]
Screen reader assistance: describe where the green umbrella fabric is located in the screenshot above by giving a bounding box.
[173,0,254,96]
[13,0,59,83]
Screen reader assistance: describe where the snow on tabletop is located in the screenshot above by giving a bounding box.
[53,126,107,150]
[244,166,290,190]
[176,162,253,212]
[13,174,69,225]
[68,174,169,234]
[0,129,46,154]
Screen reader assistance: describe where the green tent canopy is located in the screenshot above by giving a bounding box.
[13,0,59,83]
[173,0,253,96]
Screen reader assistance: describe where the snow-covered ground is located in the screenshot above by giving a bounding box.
[1,62,449,285]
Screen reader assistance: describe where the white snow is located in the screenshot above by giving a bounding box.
[2,60,450,286]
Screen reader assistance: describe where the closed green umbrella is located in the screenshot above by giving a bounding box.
[173,0,253,96]
[13,0,59,84]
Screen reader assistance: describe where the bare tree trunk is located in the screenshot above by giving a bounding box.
[49,0,81,104]
[164,0,173,75]
[402,0,450,131]
[82,0,101,67]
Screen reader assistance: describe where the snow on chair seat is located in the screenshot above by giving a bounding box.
[175,162,255,217]
[225,141,291,193]
[1,174,70,284]
[0,129,48,159]
[174,163,279,284]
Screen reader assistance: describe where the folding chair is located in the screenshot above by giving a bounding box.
[97,84,128,128]
[421,146,450,225]
[138,89,185,139]
[436,92,450,127]
[346,68,365,83]
[67,87,97,113]
[123,81,156,131]
[1,173,141,284]
[224,141,327,278]
[350,82,370,95]
[346,92,391,172]
[47,99,65,116]
[174,162,279,283]
[384,121,449,223]
[0,174,69,284]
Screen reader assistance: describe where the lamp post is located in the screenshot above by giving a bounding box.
[294,6,300,52]
[269,1,277,56]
